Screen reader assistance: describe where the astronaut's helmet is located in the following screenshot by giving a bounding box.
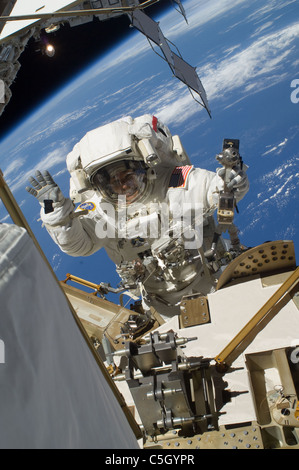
[90,159,149,206]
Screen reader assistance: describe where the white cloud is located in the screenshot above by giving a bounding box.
[262,138,288,156]
[0,105,94,164]
[6,141,71,193]
[0,213,11,223]
[201,22,299,102]
[256,158,299,209]
[241,156,299,236]
[2,157,26,178]
[222,44,241,57]
[251,21,273,38]
[278,138,288,147]
[162,0,248,40]
[112,3,299,127]
[131,19,299,127]
[246,0,297,24]
[24,103,98,147]
[41,147,68,170]
[52,253,62,272]
[155,89,200,126]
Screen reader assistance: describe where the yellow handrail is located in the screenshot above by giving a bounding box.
[215,266,299,370]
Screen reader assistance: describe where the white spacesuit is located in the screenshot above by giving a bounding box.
[26,114,249,318]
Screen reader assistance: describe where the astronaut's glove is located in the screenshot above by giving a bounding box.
[217,164,249,194]
[26,170,65,214]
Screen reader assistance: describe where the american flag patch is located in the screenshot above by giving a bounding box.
[168,165,193,188]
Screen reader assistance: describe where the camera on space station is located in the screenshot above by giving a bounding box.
[217,138,241,225]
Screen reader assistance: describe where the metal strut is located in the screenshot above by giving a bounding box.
[214,266,299,371]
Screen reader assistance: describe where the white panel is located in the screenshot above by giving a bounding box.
[0,0,82,41]
[0,223,138,448]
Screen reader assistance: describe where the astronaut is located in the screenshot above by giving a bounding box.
[26,114,249,318]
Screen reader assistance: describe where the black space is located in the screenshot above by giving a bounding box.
[0,2,169,139]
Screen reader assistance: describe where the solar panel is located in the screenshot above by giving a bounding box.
[170,51,211,117]
[129,9,211,117]
[171,0,188,23]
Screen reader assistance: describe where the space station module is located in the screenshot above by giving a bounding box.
[39,114,249,317]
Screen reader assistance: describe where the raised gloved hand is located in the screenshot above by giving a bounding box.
[26,170,65,213]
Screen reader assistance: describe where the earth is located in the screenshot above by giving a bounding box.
[0,0,298,301]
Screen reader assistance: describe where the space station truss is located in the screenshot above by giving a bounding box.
[0,0,211,118]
